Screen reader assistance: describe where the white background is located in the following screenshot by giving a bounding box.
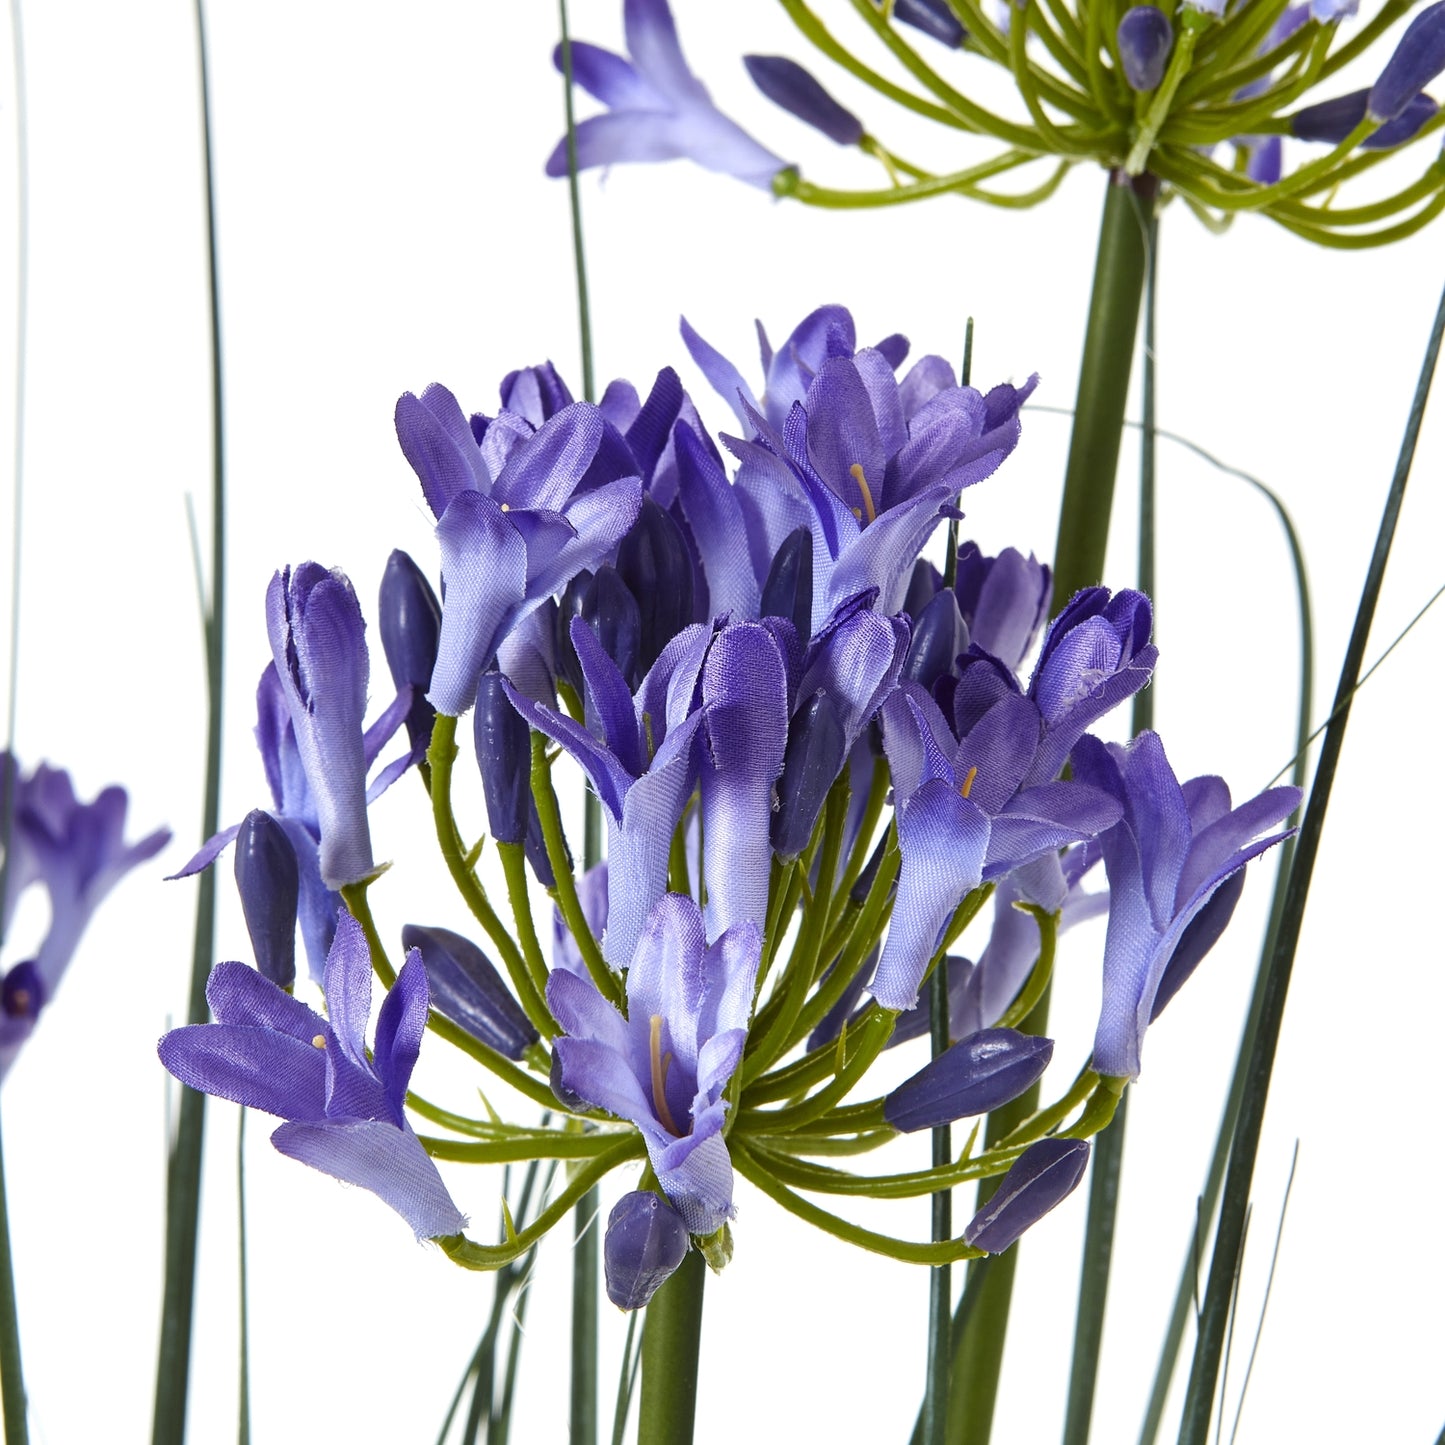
[0,4,1442,1443]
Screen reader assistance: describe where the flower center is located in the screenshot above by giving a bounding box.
[848,463,878,526]
[649,1013,683,1135]
[960,765,978,800]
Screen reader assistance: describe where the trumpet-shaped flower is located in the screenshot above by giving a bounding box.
[546,0,785,189]
[394,382,642,716]
[1072,732,1301,1078]
[1,755,169,1078]
[548,894,761,1234]
[158,911,467,1240]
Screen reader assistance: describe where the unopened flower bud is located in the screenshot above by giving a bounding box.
[401,923,538,1060]
[604,1191,691,1310]
[234,809,300,990]
[965,1136,1090,1253]
[884,1028,1054,1132]
[1293,87,1439,147]
[904,588,968,692]
[1117,7,1174,92]
[893,0,967,48]
[1369,0,1445,123]
[474,672,533,846]
[615,496,696,675]
[579,564,643,687]
[378,549,442,757]
[773,692,847,858]
[760,526,814,639]
[556,569,593,700]
[744,55,865,146]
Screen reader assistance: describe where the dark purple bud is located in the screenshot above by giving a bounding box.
[474,672,532,845]
[1117,7,1174,92]
[760,526,814,639]
[524,800,559,889]
[1370,0,1445,122]
[893,0,967,48]
[884,1028,1054,1132]
[903,559,943,621]
[1294,87,1439,147]
[964,1137,1090,1253]
[499,361,574,423]
[1,961,45,1022]
[580,565,643,687]
[379,550,442,756]
[604,1191,691,1310]
[743,55,865,146]
[233,809,299,990]
[401,923,538,1060]
[773,692,847,858]
[904,589,968,692]
[556,570,593,700]
[615,497,695,676]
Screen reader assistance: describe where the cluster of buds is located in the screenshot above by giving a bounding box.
[159,304,1298,1306]
[552,0,1445,246]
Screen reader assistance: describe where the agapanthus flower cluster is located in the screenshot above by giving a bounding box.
[1,754,169,1079]
[159,303,1298,1308]
[553,0,1445,247]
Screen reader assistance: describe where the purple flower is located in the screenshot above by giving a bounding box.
[604,1190,691,1309]
[1370,0,1445,122]
[158,911,467,1240]
[546,0,786,190]
[893,0,967,48]
[1292,89,1439,148]
[505,620,712,966]
[1117,7,1174,92]
[884,1028,1055,1132]
[744,55,864,146]
[1072,731,1301,1078]
[873,683,1122,1011]
[965,1137,1091,1252]
[680,308,1036,632]
[393,382,643,716]
[1,754,169,1078]
[548,894,761,1233]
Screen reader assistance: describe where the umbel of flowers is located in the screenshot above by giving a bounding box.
[160,304,1299,1308]
[551,0,1445,247]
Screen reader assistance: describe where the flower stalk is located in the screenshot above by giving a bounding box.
[636,1246,707,1445]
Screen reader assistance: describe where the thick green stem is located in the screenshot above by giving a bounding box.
[0,1113,29,1444]
[637,1247,706,1445]
[922,956,951,1445]
[1052,171,1157,606]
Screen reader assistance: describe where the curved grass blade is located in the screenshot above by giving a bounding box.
[1177,276,1445,1445]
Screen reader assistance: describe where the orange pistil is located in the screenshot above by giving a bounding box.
[848,462,878,526]
[960,765,978,799]
[649,1014,682,1135]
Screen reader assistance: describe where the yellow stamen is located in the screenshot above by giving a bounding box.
[500,501,511,512]
[311,1033,327,1049]
[849,463,878,526]
[960,765,978,799]
[649,1014,682,1135]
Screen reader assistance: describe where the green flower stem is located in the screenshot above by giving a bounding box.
[827,758,888,927]
[1052,169,1157,608]
[1125,8,1210,175]
[1179,267,1445,1445]
[733,1144,987,1264]
[637,1246,707,1445]
[1164,29,1334,141]
[923,953,953,1445]
[1177,17,1315,107]
[998,1065,1099,1148]
[776,150,1042,208]
[154,5,225,1438]
[1081,0,1117,129]
[742,1008,883,1106]
[745,1138,1026,1200]
[991,906,1058,1030]
[0,1113,29,1445]
[1192,0,1287,67]
[1027,0,1094,89]
[778,0,978,130]
[420,1132,628,1164]
[847,0,1074,147]
[610,1309,643,1445]
[1008,17,1092,155]
[441,1135,644,1272]
[528,733,621,1010]
[1271,190,1445,248]
[1319,0,1412,78]
[758,1128,895,1158]
[425,716,552,1036]
[496,840,550,1005]
[761,855,807,979]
